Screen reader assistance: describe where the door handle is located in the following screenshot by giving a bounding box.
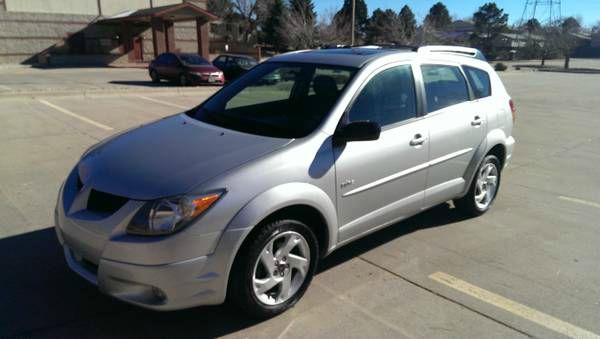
[409,133,428,146]
[471,115,484,126]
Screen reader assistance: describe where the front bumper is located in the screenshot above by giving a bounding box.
[56,220,249,310]
[54,169,250,310]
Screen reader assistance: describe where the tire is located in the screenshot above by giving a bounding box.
[179,74,188,87]
[150,70,160,83]
[229,219,319,319]
[455,155,501,217]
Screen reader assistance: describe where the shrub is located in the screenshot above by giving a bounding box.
[495,62,508,71]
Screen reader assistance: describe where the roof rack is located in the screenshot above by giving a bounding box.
[321,44,418,50]
[417,45,487,61]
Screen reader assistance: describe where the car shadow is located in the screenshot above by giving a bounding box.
[108,80,177,88]
[0,203,466,338]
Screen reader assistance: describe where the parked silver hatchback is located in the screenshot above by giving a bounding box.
[55,45,515,318]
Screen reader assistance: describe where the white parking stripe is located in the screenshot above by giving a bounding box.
[0,85,12,90]
[37,99,113,131]
[138,96,190,110]
[558,196,600,209]
[429,272,600,339]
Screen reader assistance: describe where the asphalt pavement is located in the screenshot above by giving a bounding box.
[0,64,599,338]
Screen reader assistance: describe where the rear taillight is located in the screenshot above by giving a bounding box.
[509,99,516,122]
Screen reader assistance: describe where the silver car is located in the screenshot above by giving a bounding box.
[55,45,516,318]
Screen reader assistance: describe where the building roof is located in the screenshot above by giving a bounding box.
[102,2,218,23]
[269,48,413,68]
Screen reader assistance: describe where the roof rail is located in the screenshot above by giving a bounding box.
[417,45,487,61]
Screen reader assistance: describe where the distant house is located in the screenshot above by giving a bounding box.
[571,31,598,58]
[443,20,475,44]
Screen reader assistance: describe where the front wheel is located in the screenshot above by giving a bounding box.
[229,219,318,318]
[150,70,160,83]
[179,74,188,86]
[455,155,501,217]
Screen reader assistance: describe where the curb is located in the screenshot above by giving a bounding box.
[0,86,220,100]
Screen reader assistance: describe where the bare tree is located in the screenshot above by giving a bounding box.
[316,8,351,46]
[414,21,446,45]
[282,4,318,49]
[231,0,259,43]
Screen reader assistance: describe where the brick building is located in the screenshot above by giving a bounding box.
[0,0,218,65]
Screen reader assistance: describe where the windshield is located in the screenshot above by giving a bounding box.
[179,54,210,65]
[238,58,258,68]
[188,62,357,138]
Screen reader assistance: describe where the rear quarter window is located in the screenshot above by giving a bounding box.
[463,66,491,99]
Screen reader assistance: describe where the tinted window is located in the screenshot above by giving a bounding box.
[421,65,470,112]
[214,56,226,63]
[179,54,209,65]
[237,57,258,68]
[463,66,491,99]
[348,65,417,127]
[155,54,168,64]
[165,54,178,65]
[190,62,356,138]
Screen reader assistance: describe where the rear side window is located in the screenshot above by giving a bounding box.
[348,65,417,127]
[165,54,178,65]
[463,66,491,99]
[155,54,168,64]
[421,65,470,112]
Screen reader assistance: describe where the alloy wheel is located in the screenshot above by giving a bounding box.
[252,231,311,305]
[474,162,499,210]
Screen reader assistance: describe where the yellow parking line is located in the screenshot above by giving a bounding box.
[558,196,600,209]
[429,272,600,339]
[138,96,190,110]
[37,99,113,131]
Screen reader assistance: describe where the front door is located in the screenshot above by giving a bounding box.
[335,64,429,243]
[419,63,486,208]
[132,36,143,62]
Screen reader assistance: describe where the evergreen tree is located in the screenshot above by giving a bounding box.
[398,5,416,42]
[333,0,368,43]
[263,0,288,51]
[366,9,402,44]
[470,2,508,58]
[425,2,451,30]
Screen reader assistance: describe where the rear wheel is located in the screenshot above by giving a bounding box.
[229,219,318,318]
[150,70,160,83]
[455,155,501,217]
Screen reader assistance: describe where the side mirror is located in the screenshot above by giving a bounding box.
[334,121,381,143]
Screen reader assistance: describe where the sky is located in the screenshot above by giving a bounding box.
[313,0,600,27]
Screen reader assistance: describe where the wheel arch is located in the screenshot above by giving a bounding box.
[459,128,508,198]
[224,182,337,269]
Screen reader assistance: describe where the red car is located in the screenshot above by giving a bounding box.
[149,53,225,86]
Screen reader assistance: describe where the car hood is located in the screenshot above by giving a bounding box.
[78,114,292,200]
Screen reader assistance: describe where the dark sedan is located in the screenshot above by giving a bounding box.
[212,54,258,81]
[149,53,225,86]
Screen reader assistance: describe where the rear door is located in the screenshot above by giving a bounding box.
[419,63,486,208]
[335,63,429,243]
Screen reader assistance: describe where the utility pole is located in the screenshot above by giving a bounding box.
[351,0,355,46]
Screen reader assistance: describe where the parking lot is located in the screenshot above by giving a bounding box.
[1,65,600,338]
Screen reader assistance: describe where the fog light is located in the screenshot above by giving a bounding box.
[152,287,166,302]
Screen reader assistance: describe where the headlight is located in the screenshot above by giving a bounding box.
[127,191,223,236]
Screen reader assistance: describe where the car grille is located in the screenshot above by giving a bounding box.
[87,189,129,214]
